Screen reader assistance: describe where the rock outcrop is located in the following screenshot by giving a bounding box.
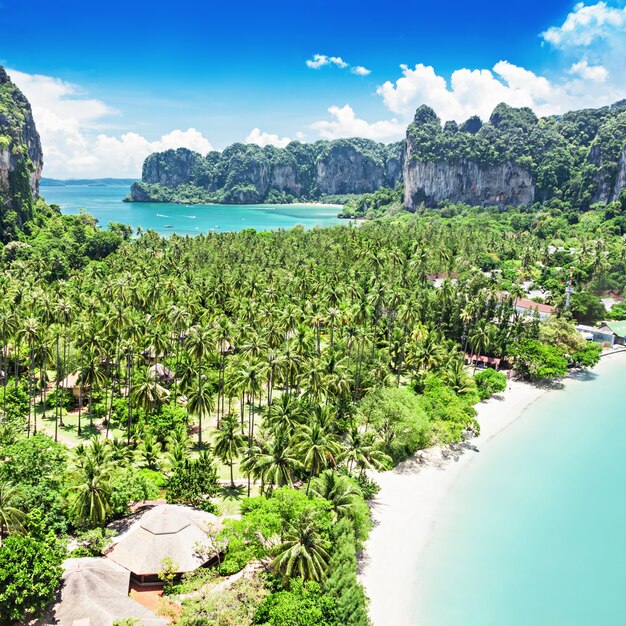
[0,66,43,233]
[404,154,535,209]
[612,145,626,201]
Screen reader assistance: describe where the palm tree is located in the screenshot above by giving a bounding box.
[292,421,341,494]
[186,375,215,448]
[0,482,25,542]
[213,413,246,488]
[340,427,390,473]
[242,432,302,495]
[20,316,41,437]
[138,431,161,470]
[69,455,112,528]
[310,470,361,519]
[132,367,167,416]
[271,510,330,583]
[185,325,214,448]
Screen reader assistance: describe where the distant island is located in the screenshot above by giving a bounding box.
[42,177,138,187]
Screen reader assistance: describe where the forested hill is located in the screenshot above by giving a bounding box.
[129,138,404,204]
[0,66,44,241]
[130,101,626,210]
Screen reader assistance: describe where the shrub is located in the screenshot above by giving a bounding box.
[359,387,430,462]
[474,368,507,400]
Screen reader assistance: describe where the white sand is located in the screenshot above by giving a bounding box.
[358,379,550,626]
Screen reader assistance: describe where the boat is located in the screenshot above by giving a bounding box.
[164,225,173,229]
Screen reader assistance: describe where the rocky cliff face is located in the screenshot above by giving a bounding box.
[404,151,535,209]
[614,146,626,200]
[317,143,385,195]
[0,66,43,230]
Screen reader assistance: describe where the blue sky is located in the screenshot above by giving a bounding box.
[1,0,625,177]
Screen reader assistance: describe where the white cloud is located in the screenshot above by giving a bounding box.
[8,68,213,178]
[245,128,291,148]
[310,105,404,142]
[306,54,348,69]
[542,1,626,48]
[568,59,608,81]
[373,59,624,123]
[306,54,370,75]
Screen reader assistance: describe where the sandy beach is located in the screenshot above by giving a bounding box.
[358,378,551,626]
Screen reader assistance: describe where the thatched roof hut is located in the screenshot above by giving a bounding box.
[106,504,219,583]
[52,557,166,626]
[148,363,175,384]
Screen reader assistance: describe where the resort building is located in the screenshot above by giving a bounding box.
[50,557,167,626]
[576,322,626,347]
[105,504,220,585]
[513,298,555,320]
[148,363,176,384]
[465,354,502,370]
[59,371,83,399]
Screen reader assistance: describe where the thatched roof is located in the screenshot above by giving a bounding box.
[52,557,167,626]
[148,363,175,382]
[106,504,219,576]
[59,371,80,389]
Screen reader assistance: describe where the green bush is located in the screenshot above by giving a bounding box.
[359,387,430,462]
[474,368,507,400]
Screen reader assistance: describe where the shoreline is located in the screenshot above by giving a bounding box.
[359,352,626,626]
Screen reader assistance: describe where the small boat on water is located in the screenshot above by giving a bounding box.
[164,225,173,229]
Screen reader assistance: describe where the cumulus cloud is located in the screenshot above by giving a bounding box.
[8,68,213,178]
[542,1,626,48]
[306,54,370,76]
[306,54,348,69]
[245,128,291,148]
[373,59,624,123]
[568,59,608,81]
[310,105,404,141]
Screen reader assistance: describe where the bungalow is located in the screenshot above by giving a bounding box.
[596,321,626,347]
[59,371,83,400]
[514,298,556,321]
[465,354,502,370]
[148,363,175,385]
[105,504,220,586]
[51,557,167,626]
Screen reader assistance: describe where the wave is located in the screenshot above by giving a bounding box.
[156,213,170,218]
[182,215,196,219]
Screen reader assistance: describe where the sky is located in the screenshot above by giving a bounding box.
[1,0,625,178]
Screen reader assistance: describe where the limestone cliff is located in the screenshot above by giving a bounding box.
[614,146,626,200]
[404,153,534,209]
[0,66,43,235]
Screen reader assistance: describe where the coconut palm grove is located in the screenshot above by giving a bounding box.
[2,1,626,621]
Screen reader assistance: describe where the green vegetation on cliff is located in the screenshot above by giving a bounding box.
[406,101,626,208]
[129,138,403,204]
[0,66,43,242]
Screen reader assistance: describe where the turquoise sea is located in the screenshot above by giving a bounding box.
[40,184,343,235]
[417,354,626,626]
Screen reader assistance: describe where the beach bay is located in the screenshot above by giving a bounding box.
[361,353,626,626]
[40,184,343,235]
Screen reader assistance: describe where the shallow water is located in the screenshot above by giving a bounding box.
[40,184,343,235]
[417,355,626,625]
